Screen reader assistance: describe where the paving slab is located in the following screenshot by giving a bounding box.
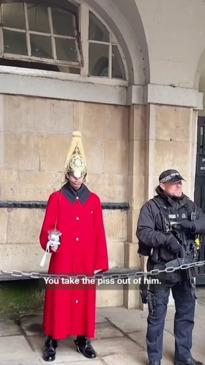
[95,321,123,339]
[0,335,35,360]
[127,331,147,351]
[0,319,21,336]
[102,352,147,365]
[102,349,175,365]
[42,360,104,365]
[101,308,148,333]
[93,337,143,357]
[20,315,122,340]
[191,329,205,361]
[20,314,43,336]
[0,360,42,365]
[96,309,108,323]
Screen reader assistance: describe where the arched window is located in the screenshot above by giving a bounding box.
[0,0,81,73]
[0,0,127,79]
[89,12,126,79]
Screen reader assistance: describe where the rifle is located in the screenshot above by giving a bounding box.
[165,220,198,286]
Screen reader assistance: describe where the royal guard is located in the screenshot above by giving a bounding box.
[40,131,109,361]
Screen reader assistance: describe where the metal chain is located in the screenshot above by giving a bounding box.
[1,259,205,282]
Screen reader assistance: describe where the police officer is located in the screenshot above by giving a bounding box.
[136,169,205,365]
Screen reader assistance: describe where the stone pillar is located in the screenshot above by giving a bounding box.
[124,104,148,308]
[147,104,198,199]
[124,103,199,309]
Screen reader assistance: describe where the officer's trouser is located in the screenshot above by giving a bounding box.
[147,280,196,362]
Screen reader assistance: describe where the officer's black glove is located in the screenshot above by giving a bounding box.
[180,219,196,233]
[164,234,183,255]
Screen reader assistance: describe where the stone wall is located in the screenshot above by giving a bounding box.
[0,94,129,307]
[0,94,199,309]
[146,104,197,199]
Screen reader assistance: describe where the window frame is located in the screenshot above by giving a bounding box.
[87,10,127,80]
[0,0,128,84]
[0,0,83,69]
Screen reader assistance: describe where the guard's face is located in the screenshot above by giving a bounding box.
[160,180,183,197]
[68,173,85,190]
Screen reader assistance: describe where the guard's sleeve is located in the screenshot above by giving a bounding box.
[194,206,205,234]
[93,196,109,272]
[39,192,59,251]
[136,202,168,248]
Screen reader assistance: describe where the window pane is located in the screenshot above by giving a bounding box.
[55,38,78,62]
[2,3,25,29]
[3,29,27,55]
[89,43,109,77]
[27,4,50,33]
[30,34,52,59]
[52,8,75,36]
[89,12,109,42]
[112,45,126,79]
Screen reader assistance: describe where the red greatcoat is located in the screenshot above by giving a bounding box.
[40,183,109,340]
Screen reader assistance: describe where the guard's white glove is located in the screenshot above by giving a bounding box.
[48,230,62,252]
[40,229,62,267]
[48,241,60,252]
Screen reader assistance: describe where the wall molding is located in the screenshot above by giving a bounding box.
[0,66,202,109]
[129,84,203,110]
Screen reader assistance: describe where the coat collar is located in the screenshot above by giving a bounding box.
[61,182,91,204]
[155,185,188,209]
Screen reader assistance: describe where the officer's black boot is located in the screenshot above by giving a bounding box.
[74,336,96,358]
[175,358,204,365]
[42,336,58,362]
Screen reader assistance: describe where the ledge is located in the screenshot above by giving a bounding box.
[0,66,128,106]
[128,84,203,109]
[0,66,202,109]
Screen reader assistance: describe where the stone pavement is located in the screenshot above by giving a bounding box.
[0,288,205,365]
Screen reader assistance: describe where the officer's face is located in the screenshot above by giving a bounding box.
[160,180,183,197]
[68,173,85,190]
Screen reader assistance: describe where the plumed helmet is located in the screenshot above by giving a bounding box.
[65,131,87,178]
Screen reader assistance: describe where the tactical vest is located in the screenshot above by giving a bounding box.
[151,196,198,263]
[138,196,198,285]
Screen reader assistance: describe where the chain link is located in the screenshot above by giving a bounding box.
[1,259,205,282]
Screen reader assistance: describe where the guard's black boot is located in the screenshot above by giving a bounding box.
[74,336,96,358]
[175,358,204,365]
[42,336,58,362]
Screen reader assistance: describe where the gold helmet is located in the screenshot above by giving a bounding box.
[65,131,87,179]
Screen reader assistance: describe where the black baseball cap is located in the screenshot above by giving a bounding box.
[159,169,185,184]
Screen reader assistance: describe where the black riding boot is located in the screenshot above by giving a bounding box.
[42,336,58,362]
[74,336,96,358]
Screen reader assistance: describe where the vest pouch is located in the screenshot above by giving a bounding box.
[150,263,181,285]
[159,246,176,262]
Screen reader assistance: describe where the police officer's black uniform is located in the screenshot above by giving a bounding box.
[136,170,205,365]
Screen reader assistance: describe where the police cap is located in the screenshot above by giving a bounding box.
[159,169,185,184]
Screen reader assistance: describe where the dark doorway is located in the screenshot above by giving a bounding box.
[195,116,205,284]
